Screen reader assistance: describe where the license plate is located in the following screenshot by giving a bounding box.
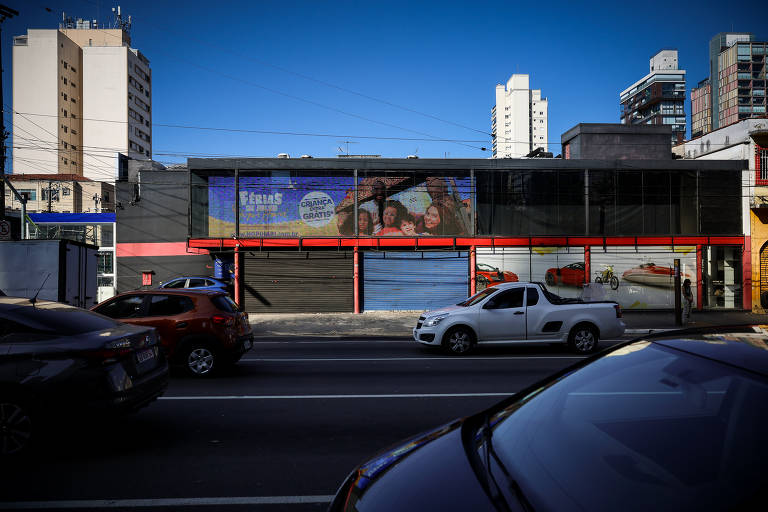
[136,348,156,364]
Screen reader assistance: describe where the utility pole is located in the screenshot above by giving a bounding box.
[47,181,53,213]
[0,5,19,222]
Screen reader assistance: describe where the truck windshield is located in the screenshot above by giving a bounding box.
[458,287,498,307]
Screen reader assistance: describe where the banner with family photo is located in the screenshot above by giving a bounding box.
[336,176,473,236]
[208,175,355,237]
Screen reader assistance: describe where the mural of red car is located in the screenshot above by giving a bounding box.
[476,263,518,288]
[545,262,586,287]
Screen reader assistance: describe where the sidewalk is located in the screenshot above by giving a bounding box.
[247,310,768,339]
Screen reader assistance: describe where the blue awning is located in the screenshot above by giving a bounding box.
[28,213,116,224]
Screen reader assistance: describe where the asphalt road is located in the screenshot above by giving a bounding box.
[0,336,630,511]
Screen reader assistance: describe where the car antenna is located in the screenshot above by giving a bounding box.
[30,273,52,306]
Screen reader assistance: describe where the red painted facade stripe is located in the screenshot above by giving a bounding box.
[117,242,209,257]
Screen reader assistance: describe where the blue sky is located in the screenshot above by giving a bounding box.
[3,0,766,171]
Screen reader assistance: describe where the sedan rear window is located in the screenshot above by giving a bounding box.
[211,295,239,313]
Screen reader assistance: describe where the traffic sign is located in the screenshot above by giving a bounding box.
[0,219,11,240]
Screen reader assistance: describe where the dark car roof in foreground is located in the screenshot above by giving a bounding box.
[643,325,768,377]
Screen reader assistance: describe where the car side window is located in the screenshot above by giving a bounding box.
[205,279,215,286]
[526,287,539,306]
[487,288,524,309]
[188,278,206,287]
[147,295,194,316]
[95,295,145,319]
[163,279,186,289]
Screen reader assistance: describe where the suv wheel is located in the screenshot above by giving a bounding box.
[181,342,218,377]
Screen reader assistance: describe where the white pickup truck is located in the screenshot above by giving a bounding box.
[413,282,625,355]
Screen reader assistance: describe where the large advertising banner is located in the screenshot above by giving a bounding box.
[591,246,697,309]
[208,175,355,237]
[336,176,473,236]
[476,248,585,299]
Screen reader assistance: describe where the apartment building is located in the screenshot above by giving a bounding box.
[491,74,548,158]
[4,174,114,214]
[12,15,151,182]
[691,32,766,136]
[620,49,687,145]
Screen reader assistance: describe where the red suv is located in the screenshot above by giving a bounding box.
[92,290,253,377]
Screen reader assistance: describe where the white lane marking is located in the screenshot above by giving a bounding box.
[571,390,726,396]
[255,338,628,344]
[241,356,584,362]
[160,393,516,400]
[0,496,334,509]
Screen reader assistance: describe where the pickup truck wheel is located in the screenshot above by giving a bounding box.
[443,327,474,355]
[569,325,598,354]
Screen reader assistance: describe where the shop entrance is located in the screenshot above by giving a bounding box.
[702,246,742,309]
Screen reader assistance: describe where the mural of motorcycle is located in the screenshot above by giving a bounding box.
[594,264,620,290]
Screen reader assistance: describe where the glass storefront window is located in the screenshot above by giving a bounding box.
[702,246,742,309]
[97,251,113,274]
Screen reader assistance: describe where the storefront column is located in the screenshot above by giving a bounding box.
[743,236,752,310]
[470,245,476,295]
[354,246,360,314]
[584,246,591,283]
[696,245,703,311]
[234,244,241,307]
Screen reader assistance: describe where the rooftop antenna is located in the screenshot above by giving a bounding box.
[337,140,358,155]
[111,5,131,33]
[30,273,51,306]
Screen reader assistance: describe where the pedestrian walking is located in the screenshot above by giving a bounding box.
[682,278,693,325]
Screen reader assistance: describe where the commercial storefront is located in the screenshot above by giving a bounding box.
[187,157,748,312]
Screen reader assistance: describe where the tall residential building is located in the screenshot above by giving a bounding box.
[691,78,712,138]
[620,49,686,145]
[709,32,754,131]
[12,14,152,182]
[491,74,548,158]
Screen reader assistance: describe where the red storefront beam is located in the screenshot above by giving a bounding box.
[187,236,747,249]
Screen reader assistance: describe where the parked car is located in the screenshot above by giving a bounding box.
[544,262,585,287]
[476,263,518,288]
[413,282,625,355]
[330,326,768,511]
[0,296,168,455]
[158,276,232,295]
[92,290,253,377]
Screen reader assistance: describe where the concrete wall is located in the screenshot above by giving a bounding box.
[561,124,672,160]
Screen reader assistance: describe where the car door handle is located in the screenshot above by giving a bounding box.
[514,311,525,315]
[176,322,188,328]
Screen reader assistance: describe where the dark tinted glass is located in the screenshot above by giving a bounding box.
[188,279,206,287]
[147,295,194,316]
[95,295,145,319]
[526,288,539,306]
[489,288,524,309]
[2,304,121,335]
[489,342,768,511]
[212,295,239,313]
[700,170,742,234]
[163,279,186,289]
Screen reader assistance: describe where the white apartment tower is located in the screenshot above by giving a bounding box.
[491,74,548,158]
[12,14,151,181]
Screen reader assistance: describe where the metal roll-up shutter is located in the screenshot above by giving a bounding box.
[363,252,468,311]
[243,252,353,313]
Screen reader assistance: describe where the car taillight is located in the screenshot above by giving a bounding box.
[614,304,622,318]
[84,338,133,364]
[212,314,234,326]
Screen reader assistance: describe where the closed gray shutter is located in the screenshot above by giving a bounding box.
[363,252,468,311]
[243,252,353,313]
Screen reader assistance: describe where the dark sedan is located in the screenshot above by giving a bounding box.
[0,297,168,455]
[329,326,768,511]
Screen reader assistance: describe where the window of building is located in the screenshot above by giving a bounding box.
[62,126,68,133]
[63,62,68,69]
[63,187,70,196]
[18,189,36,201]
[62,142,68,149]
[63,77,67,85]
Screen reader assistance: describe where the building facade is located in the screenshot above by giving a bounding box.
[12,15,152,181]
[108,154,748,313]
[492,74,548,158]
[620,50,687,145]
[674,118,768,312]
[691,79,712,138]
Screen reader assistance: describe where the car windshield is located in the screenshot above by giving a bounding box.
[484,341,768,511]
[458,287,498,306]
